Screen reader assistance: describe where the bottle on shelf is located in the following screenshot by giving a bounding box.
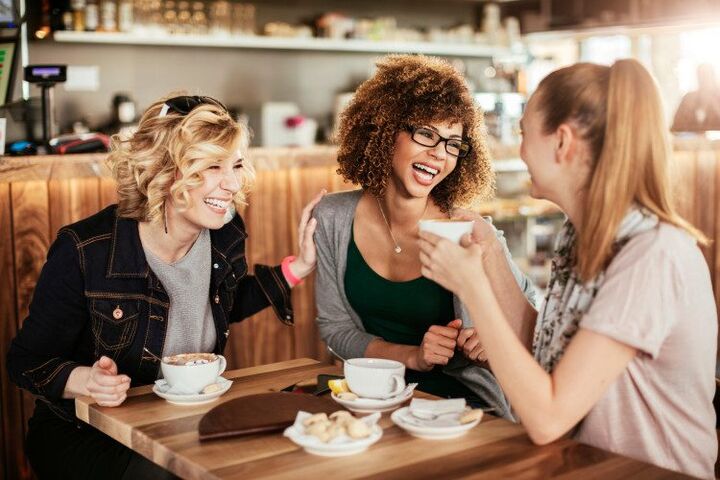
[85,0,99,31]
[118,0,133,32]
[100,0,117,32]
[71,0,87,31]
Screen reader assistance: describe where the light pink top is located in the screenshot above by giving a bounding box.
[575,223,717,479]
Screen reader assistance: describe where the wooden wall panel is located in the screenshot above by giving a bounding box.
[48,178,102,235]
[99,177,118,208]
[243,168,296,367]
[0,184,22,480]
[10,180,51,480]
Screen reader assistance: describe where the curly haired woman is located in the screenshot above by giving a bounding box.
[314,55,536,416]
[7,95,322,479]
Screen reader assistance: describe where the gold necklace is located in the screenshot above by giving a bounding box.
[376,196,428,254]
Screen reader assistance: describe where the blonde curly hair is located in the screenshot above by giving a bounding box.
[336,54,494,212]
[107,94,254,224]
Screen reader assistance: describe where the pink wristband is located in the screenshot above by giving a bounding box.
[281,255,303,287]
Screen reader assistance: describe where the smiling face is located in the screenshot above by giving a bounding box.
[389,120,462,199]
[519,96,562,201]
[169,152,246,233]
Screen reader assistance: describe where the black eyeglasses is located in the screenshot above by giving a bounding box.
[161,95,228,116]
[404,125,472,158]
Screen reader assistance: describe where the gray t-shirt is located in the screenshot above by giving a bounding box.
[575,224,717,479]
[143,228,217,358]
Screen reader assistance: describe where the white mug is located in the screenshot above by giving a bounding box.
[344,358,406,399]
[161,353,226,394]
[418,219,475,244]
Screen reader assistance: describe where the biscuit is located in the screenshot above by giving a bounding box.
[201,383,221,394]
[337,392,358,401]
[459,409,484,424]
[303,412,329,427]
[347,419,371,439]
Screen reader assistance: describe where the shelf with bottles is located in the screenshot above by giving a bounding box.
[47,1,529,60]
[51,30,527,60]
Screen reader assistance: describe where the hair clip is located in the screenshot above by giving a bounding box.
[158,104,170,118]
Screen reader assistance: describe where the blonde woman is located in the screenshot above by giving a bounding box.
[420,60,717,478]
[7,95,322,479]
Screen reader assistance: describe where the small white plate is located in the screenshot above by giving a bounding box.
[331,387,414,414]
[152,377,232,405]
[391,406,481,440]
[283,424,383,457]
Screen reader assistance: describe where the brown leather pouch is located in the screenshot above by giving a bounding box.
[198,392,341,441]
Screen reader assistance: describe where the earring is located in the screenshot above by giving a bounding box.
[163,206,169,234]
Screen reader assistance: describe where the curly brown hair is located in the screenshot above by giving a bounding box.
[336,54,494,212]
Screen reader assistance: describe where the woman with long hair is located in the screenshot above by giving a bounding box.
[420,59,717,478]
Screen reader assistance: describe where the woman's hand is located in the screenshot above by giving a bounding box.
[410,319,463,371]
[85,356,131,407]
[418,231,489,300]
[451,209,502,260]
[289,189,326,280]
[457,327,488,363]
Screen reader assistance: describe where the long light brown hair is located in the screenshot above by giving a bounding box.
[535,60,706,281]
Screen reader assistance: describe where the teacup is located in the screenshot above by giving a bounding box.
[344,358,406,399]
[161,353,226,395]
[418,219,474,244]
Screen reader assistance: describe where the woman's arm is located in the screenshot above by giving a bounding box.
[7,232,130,406]
[419,233,636,444]
[463,283,635,444]
[456,213,538,349]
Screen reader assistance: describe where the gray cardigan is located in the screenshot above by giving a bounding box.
[314,190,537,419]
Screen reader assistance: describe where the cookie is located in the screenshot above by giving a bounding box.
[459,409,484,424]
[201,383,221,394]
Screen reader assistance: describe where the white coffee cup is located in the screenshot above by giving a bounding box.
[344,358,406,399]
[418,219,474,244]
[161,353,226,395]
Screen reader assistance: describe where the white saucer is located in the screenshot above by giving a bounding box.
[391,406,481,439]
[152,377,232,405]
[331,387,414,414]
[283,424,383,456]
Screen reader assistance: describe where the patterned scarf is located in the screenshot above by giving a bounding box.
[532,205,659,372]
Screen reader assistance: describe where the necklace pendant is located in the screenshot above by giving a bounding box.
[394,246,402,254]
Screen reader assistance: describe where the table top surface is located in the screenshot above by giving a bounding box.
[75,358,685,480]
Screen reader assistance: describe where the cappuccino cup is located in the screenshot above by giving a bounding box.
[418,219,474,244]
[161,353,226,395]
[344,358,406,399]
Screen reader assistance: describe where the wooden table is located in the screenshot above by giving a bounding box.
[75,358,687,479]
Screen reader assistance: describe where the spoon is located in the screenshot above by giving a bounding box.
[410,406,497,421]
[326,345,347,363]
[143,347,163,363]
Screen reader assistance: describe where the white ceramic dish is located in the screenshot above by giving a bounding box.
[391,406,481,440]
[330,386,414,413]
[152,377,232,405]
[283,424,383,457]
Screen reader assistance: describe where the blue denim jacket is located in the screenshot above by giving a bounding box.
[7,205,292,420]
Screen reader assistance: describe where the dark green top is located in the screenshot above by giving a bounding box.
[344,228,476,399]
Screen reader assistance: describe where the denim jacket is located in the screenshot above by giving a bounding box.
[7,205,292,420]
